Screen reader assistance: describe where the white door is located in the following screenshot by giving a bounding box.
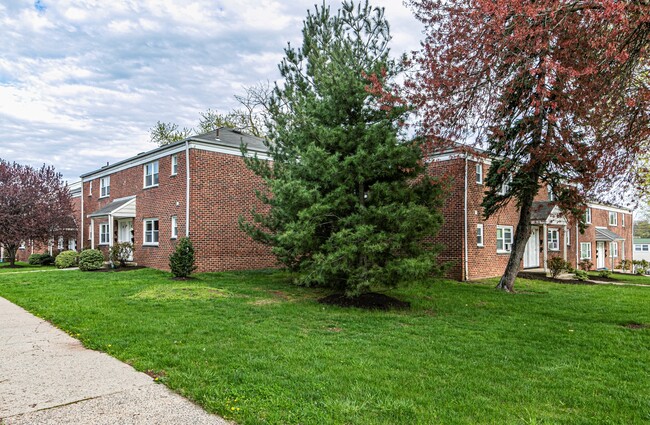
[117,219,134,261]
[523,227,540,268]
[596,241,605,269]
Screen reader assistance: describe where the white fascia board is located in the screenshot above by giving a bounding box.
[189,141,272,161]
[588,203,632,214]
[81,145,187,181]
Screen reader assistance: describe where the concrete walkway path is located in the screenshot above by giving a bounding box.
[0,297,230,425]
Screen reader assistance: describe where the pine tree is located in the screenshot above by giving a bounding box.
[169,237,197,278]
[241,1,445,297]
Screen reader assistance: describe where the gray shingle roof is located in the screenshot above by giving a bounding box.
[595,228,624,241]
[89,196,136,218]
[530,201,557,222]
[191,128,268,152]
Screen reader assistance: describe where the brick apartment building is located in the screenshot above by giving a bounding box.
[79,128,275,272]
[429,148,633,280]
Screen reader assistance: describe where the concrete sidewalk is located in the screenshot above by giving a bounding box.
[0,297,230,424]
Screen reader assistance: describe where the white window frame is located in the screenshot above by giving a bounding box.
[57,236,64,250]
[635,245,642,252]
[565,230,570,246]
[19,240,26,250]
[171,215,178,239]
[645,245,650,252]
[580,242,592,260]
[547,228,559,251]
[68,238,77,251]
[171,155,178,176]
[496,225,513,253]
[609,211,617,226]
[476,224,484,247]
[476,163,483,185]
[585,208,591,224]
[622,214,625,227]
[99,223,110,245]
[498,175,511,196]
[89,181,93,196]
[100,176,110,198]
[144,161,159,188]
[88,224,93,241]
[143,218,159,246]
[611,241,618,258]
[547,184,554,201]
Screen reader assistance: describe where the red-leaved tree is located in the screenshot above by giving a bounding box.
[0,160,77,266]
[408,0,650,291]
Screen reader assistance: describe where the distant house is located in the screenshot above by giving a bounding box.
[427,146,633,280]
[633,238,650,263]
[79,128,275,272]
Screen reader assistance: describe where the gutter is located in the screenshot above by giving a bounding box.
[80,178,84,249]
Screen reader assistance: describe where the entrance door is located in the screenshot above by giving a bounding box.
[117,219,134,261]
[523,227,540,268]
[596,241,606,269]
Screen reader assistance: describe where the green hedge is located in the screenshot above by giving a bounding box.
[55,251,79,269]
[79,249,105,271]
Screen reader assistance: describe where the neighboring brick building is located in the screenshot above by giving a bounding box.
[79,128,276,272]
[428,148,633,280]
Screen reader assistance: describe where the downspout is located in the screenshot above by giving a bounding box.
[185,140,190,237]
[575,222,579,267]
[80,178,84,251]
[464,155,469,281]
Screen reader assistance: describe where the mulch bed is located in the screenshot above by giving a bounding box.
[621,322,649,330]
[517,272,596,285]
[87,265,148,273]
[318,292,410,310]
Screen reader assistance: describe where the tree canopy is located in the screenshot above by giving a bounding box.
[408,0,650,291]
[240,0,445,296]
[0,160,77,266]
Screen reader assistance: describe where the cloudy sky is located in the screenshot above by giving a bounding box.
[0,0,424,182]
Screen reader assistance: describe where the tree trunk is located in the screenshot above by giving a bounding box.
[6,245,18,267]
[496,193,535,292]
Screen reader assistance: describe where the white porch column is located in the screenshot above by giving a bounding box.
[563,225,568,262]
[543,224,548,272]
[108,214,114,249]
[90,218,95,249]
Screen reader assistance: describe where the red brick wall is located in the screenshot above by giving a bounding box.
[81,148,275,272]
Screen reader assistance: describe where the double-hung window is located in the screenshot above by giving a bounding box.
[547,184,554,201]
[580,242,591,260]
[611,242,618,258]
[498,175,511,196]
[636,244,649,252]
[100,176,110,198]
[171,155,178,176]
[99,223,110,245]
[68,238,77,251]
[57,236,64,250]
[476,224,484,247]
[609,211,617,226]
[565,230,570,246]
[547,229,559,251]
[476,163,483,184]
[144,219,159,245]
[144,161,159,188]
[496,226,513,252]
[171,216,178,239]
[585,208,591,224]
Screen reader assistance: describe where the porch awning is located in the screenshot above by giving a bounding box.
[595,228,624,242]
[88,196,136,218]
[530,201,567,225]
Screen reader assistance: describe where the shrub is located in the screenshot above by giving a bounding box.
[547,256,572,278]
[110,242,134,267]
[28,253,43,265]
[574,270,589,281]
[618,259,633,273]
[579,260,593,271]
[55,250,78,269]
[636,268,646,276]
[597,269,612,279]
[169,237,197,278]
[79,249,105,271]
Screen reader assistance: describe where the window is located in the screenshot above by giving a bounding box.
[635,245,641,252]
[547,184,554,201]
[99,223,110,245]
[68,238,77,251]
[496,226,513,252]
[565,230,570,246]
[609,211,617,226]
[611,241,618,258]
[476,163,483,184]
[100,176,110,198]
[88,224,92,241]
[144,219,159,245]
[144,161,159,188]
[89,181,93,196]
[476,224,484,247]
[547,229,559,251]
[585,208,591,224]
[171,155,178,176]
[580,242,592,259]
[636,244,650,252]
[498,175,511,196]
[57,236,64,250]
[19,240,26,250]
[171,215,178,239]
[622,214,625,227]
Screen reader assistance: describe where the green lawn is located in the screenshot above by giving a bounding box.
[0,261,54,273]
[0,269,648,424]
